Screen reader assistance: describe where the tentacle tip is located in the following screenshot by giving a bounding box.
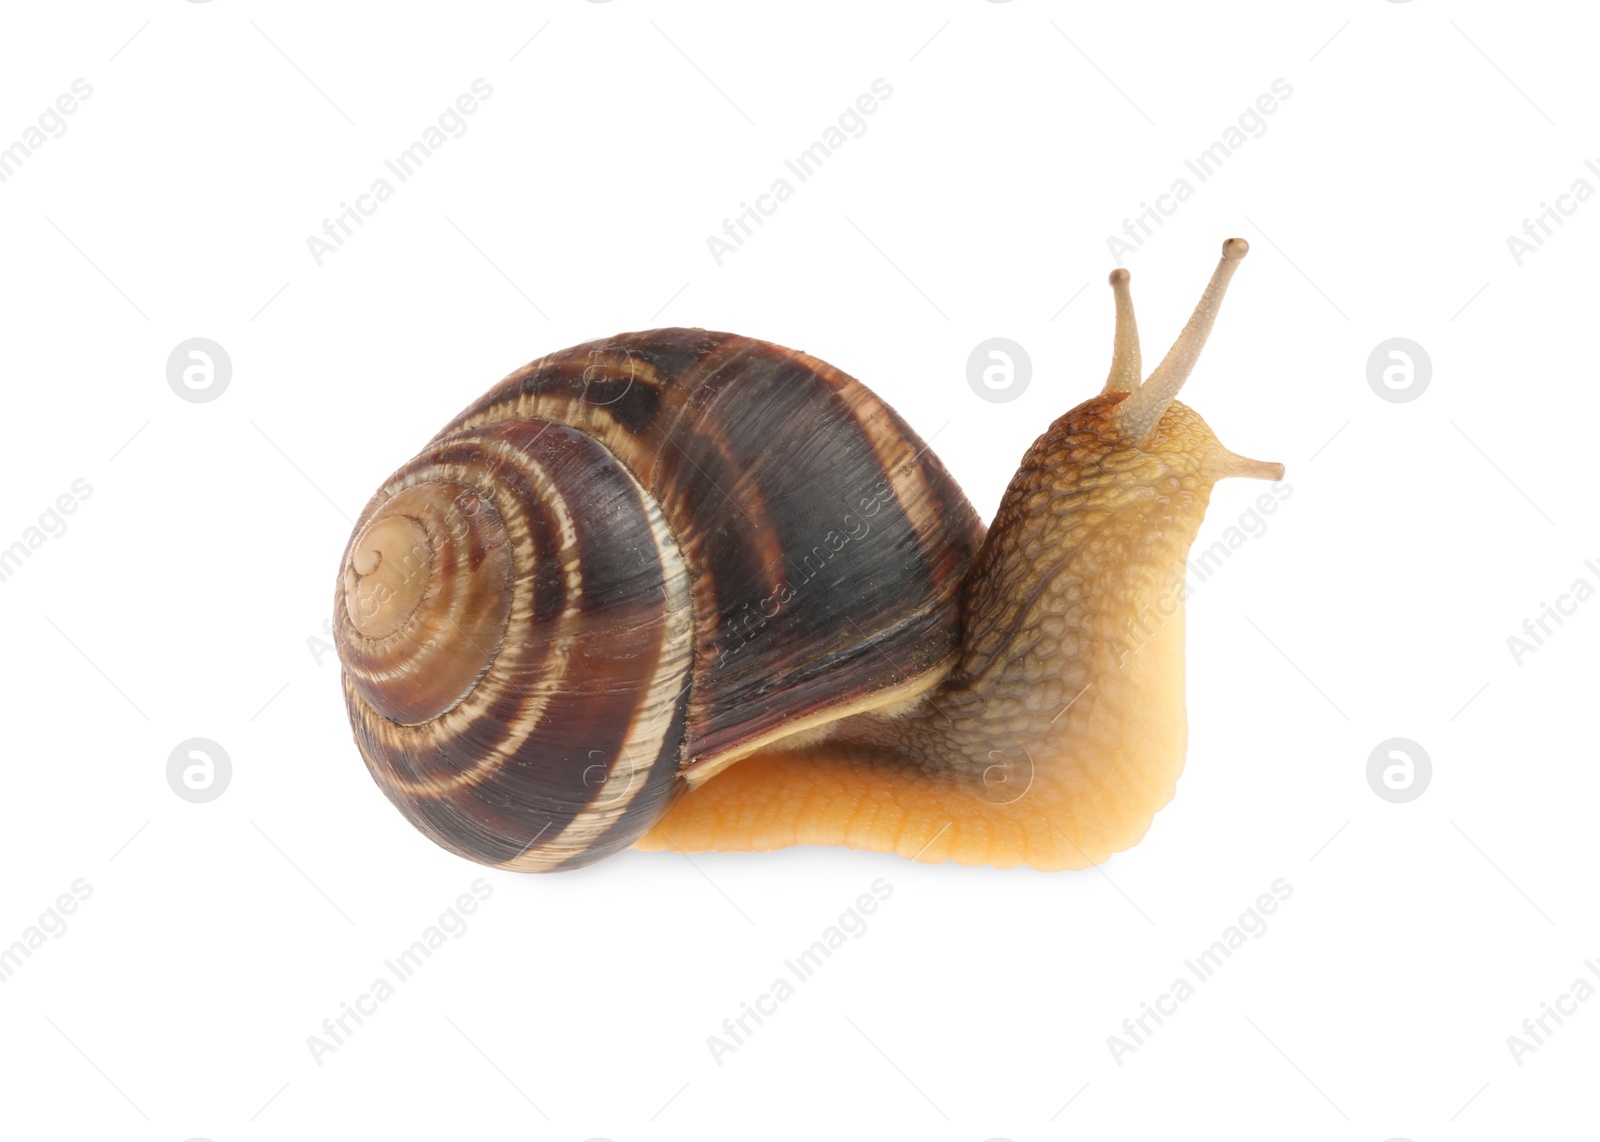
[1109,267,1131,286]
[1221,454,1284,481]
[1221,237,1249,261]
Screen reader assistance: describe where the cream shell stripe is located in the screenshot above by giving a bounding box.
[337,417,695,871]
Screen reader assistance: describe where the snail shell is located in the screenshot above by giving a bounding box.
[335,330,983,870]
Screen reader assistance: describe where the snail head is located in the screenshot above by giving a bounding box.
[1075,238,1283,490]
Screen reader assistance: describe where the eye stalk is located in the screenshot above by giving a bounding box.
[1104,267,1141,394]
[1104,238,1282,482]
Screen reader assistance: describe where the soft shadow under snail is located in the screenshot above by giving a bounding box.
[333,239,1283,872]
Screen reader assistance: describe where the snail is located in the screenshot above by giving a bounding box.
[334,239,1283,873]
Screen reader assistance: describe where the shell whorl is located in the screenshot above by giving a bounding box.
[336,417,694,871]
[336,328,986,872]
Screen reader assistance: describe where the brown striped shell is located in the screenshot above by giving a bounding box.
[334,328,984,870]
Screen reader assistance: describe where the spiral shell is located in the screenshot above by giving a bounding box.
[336,328,984,870]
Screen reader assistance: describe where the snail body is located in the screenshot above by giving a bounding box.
[335,240,1282,872]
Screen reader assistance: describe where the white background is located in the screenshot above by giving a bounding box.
[1,1,1595,1139]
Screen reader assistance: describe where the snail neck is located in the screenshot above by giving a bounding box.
[843,415,1217,865]
[917,458,1212,855]
[930,421,1219,778]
